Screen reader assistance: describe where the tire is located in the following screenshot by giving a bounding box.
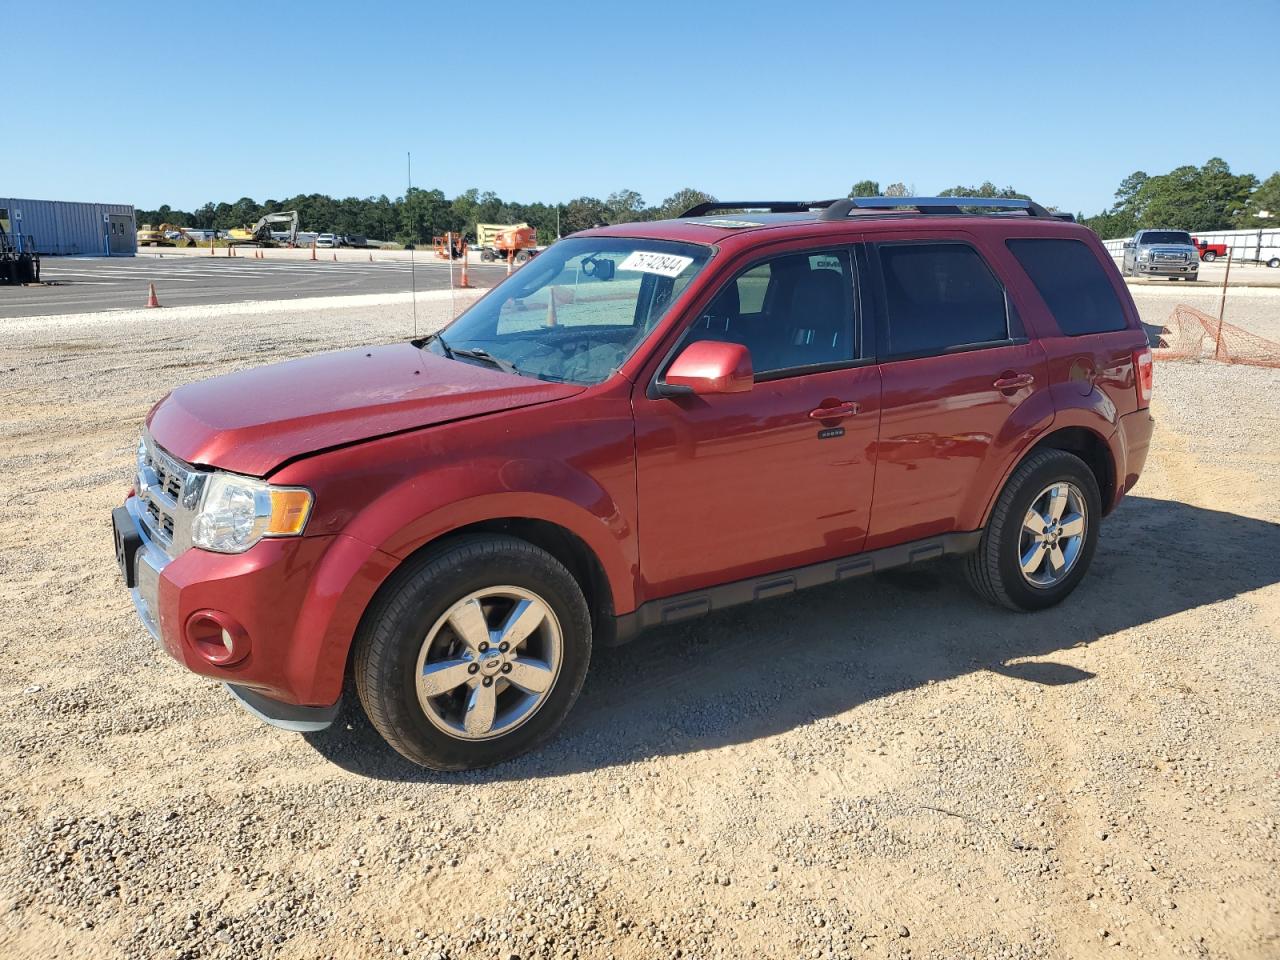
[1268,258,1280,269]
[964,449,1102,612]
[515,249,530,264]
[1188,274,1198,282]
[1202,251,1217,262]
[354,534,592,770]
[480,248,495,262]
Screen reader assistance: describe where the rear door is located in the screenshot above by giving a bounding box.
[865,234,1052,549]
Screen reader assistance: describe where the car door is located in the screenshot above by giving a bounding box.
[632,243,882,600]
[864,235,1051,550]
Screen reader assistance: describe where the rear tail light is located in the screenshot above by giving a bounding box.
[1134,347,1153,407]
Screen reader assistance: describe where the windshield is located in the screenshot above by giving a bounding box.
[426,236,711,384]
[1141,231,1192,245]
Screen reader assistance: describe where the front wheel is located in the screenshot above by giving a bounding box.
[964,449,1101,612]
[354,535,592,770]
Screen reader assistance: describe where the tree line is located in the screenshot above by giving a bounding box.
[850,159,1278,237]
[138,159,1278,246]
[137,187,715,246]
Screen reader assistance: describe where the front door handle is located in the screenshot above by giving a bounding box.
[993,373,1035,392]
[809,400,860,420]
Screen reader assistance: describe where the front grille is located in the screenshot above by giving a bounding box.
[1153,251,1188,263]
[137,436,202,556]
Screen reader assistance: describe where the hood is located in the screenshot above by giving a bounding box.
[147,343,583,476]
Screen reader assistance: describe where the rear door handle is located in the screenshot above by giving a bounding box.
[809,400,860,420]
[993,373,1035,392]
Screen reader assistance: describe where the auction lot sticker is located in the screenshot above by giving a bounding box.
[619,251,695,277]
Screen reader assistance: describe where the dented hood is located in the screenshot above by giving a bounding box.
[146,342,582,476]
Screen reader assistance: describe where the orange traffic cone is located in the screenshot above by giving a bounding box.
[546,290,557,327]
[507,249,513,276]
[368,253,373,263]
[310,240,317,261]
[145,282,161,308]
[332,251,337,262]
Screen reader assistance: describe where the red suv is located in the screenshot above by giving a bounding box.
[112,197,1155,769]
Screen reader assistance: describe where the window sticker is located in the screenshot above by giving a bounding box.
[618,251,695,277]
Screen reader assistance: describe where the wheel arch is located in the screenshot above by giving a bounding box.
[340,515,621,694]
[982,425,1117,528]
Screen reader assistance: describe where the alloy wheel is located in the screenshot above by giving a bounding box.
[1019,482,1088,588]
[414,586,563,740]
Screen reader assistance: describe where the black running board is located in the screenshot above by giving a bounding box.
[608,531,982,646]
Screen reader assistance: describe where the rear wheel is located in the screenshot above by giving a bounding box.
[515,249,531,264]
[354,535,592,770]
[1268,257,1280,269]
[1202,250,1217,262]
[964,449,1101,612]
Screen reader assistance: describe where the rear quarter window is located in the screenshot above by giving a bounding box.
[1007,238,1128,336]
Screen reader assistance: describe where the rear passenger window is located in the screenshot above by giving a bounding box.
[1006,238,1127,336]
[878,243,1009,357]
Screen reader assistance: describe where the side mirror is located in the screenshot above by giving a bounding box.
[1122,242,1133,249]
[658,341,753,397]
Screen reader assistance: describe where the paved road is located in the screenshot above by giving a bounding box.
[0,254,510,318]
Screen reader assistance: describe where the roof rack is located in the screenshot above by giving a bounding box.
[818,196,1065,221]
[679,200,840,218]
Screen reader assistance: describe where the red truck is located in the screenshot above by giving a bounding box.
[1192,237,1228,262]
[113,196,1155,770]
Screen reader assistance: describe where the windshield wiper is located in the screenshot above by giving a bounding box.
[450,347,520,376]
[415,332,454,358]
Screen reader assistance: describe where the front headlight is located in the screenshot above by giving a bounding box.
[190,473,313,554]
[1138,251,1151,261]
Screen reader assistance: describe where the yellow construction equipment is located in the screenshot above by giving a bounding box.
[137,223,198,247]
[227,211,300,247]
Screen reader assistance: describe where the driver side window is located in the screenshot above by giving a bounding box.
[685,249,856,376]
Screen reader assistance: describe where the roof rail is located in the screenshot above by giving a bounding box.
[679,200,840,218]
[819,196,1062,221]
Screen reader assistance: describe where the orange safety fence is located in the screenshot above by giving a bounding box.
[1153,303,1280,368]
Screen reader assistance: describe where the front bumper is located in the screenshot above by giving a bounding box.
[1136,261,1196,276]
[115,495,391,731]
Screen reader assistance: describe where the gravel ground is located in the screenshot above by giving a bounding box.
[1,290,1278,960]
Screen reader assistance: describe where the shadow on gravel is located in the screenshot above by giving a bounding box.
[303,495,1280,783]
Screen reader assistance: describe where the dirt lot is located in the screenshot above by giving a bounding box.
[0,289,1277,960]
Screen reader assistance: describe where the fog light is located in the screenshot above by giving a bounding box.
[185,610,250,666]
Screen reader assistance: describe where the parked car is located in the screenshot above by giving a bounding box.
[1121,229,1199,280]
[112,196,1154,770]
[315,233,339,248]
[1192,236,1228,262]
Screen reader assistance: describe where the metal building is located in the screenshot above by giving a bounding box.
[0,197,136,256]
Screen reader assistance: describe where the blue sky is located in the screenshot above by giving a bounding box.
[8,1,1276,214]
